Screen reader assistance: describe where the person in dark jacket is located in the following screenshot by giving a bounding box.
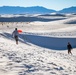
[67,42,72,55]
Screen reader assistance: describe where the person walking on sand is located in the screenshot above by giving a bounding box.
[67,42,72,55]
[12,28,19,44]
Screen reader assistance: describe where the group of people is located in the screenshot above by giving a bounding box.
[12,28,73,55]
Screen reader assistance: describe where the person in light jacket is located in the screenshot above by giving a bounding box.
[12,28,19,44]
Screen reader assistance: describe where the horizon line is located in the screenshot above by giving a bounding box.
[0,5,76,11]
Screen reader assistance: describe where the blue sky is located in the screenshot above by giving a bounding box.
[0,0,76,10]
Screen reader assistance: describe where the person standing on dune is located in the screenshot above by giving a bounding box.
[12,28,19,44]
[67,42,72,55]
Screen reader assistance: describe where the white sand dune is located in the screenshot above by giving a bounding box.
[0,14,76,75]
[62,17,76,24]
[50,16,76,24]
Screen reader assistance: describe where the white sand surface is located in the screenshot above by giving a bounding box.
[0,14,76,75]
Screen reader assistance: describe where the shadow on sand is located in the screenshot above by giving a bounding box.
[0,32,31,46]
[23,33,76,50]
[1,32,76,50]
[0,16,66,22]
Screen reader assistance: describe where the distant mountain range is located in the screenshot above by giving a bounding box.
[0,6,76,14]
[58,6,76,13]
